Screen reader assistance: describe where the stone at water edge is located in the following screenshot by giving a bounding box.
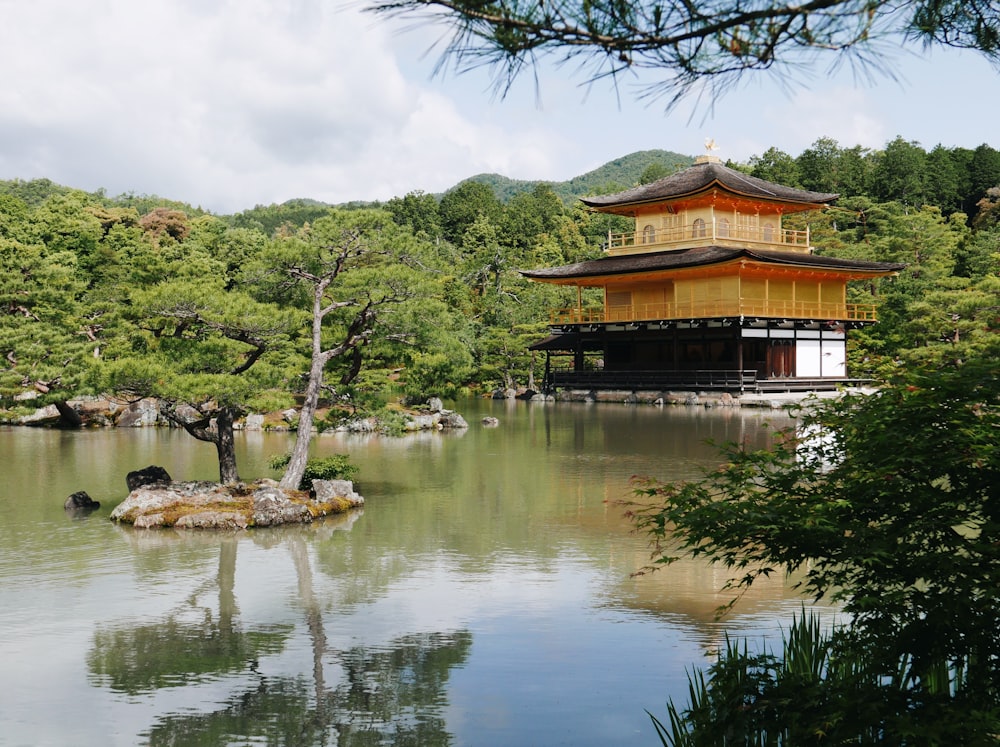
[64,491,100,511]
[110,478,366,529]
[438,411,468,429]
[126,465,172,492]
[252,485,313,527]
[312,479,364,507]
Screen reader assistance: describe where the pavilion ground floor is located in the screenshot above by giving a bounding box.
[531,317,871,394]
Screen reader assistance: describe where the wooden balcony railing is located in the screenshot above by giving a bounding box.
[550,301,877,325]
[606,221,810,254]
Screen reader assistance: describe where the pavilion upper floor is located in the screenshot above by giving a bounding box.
[604,205,813,256]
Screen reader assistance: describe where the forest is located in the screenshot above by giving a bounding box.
[1,134,999,426]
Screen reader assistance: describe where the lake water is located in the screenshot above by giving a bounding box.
[0,399,826,746]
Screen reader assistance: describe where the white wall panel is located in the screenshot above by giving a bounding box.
[822,339,847,377]
[797,338,822,377]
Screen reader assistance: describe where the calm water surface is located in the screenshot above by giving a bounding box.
[0,399,825,746]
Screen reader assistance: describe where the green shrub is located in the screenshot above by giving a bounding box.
[374,406,410,436]
[267,453,358,490]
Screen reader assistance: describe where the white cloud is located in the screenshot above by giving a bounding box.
[0,1,997,213]
[0,0,561,212]
[762,86,887,156]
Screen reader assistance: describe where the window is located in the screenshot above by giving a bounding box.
[692,218,707,238]
[718,218,730,237]
[762,222,775,242]
[642,224,656,244]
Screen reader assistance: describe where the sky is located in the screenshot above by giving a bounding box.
[1,0,998,215]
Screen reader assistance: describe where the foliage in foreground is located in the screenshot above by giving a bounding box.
[367,0,1000,109]
[652,611,999,746]
[627,361,1000,742]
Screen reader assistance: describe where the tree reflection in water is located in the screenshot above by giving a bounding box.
[87,534,471,747]
[87,539,292,694]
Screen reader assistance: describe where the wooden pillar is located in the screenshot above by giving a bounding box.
[736,327,745,391]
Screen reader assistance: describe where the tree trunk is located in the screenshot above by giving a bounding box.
[279,267,376,490]
[280,283,331,490]
[53,400,83,428]
[161,403,241,484]
[214,407,240,484]
[279,352,327,490]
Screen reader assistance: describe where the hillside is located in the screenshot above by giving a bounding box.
[463,149,694,203]
[0,149,696,226]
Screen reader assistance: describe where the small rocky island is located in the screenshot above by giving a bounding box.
[36,398,471,530]
[108,466,365,530]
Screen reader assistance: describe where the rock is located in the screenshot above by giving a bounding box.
[19,404,62,426]
[312,479,365,507]
[281,408,298,423]
[64,491,100,511]
[111,479,363,529]
[481,416,500,427]
[427,397,444,413]
[438,411,468,429]
[594,390,633,403]
[111,481,221,526]
[338,417,378,432]
[243,413,265,431]
[133,513,168,529]
[684,392,701,406]
[126,465,172,492]
[718,392,738,407]
[172,404,202,423]
[175,511,251,529]
[252,486,312,527]
[406,414,438,431]
[116,398,160,428]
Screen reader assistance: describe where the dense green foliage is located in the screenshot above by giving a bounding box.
[746,137,1000,215]
[1,136,999,424]
[650,610,997,745]
[630,360,1000,742]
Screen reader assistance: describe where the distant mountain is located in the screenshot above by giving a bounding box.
[0,150,696,223]
[461,149,695,203]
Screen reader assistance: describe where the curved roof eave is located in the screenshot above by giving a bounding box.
[520,247,905,282]
[580,161,838,210]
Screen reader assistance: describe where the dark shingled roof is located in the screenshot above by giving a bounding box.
[580,159,838,209]
[520,247,905,281]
